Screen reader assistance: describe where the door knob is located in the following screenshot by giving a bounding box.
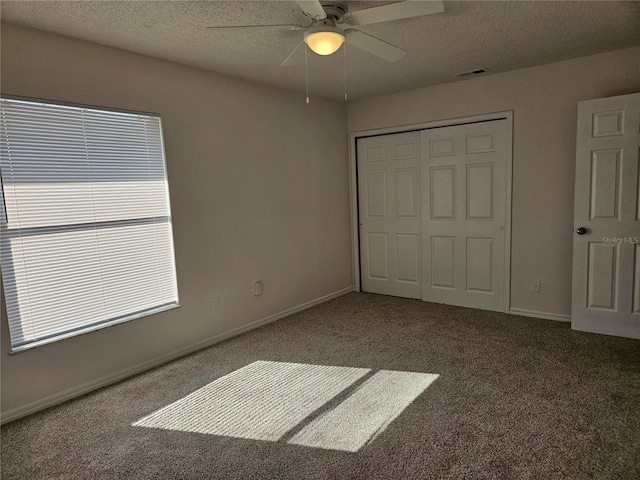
[576,227,587,235]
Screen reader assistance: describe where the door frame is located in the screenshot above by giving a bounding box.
[349,111,514,313]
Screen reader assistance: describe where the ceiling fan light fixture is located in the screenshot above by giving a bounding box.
[304,26,345,56]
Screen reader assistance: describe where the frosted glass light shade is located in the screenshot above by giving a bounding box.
[304,27,345,56]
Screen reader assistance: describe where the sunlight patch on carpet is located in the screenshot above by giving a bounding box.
[132,361,369,441]
[289,370,439,452]
[133,360,438,452]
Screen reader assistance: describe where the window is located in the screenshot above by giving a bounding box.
[0,97,179,352]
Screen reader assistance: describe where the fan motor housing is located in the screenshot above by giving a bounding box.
[320,3,347,22]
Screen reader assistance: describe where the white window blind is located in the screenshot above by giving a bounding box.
[0,97,179,352]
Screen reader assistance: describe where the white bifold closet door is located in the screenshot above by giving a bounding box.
[358,132,422,299]
[357,120,509,312]
[420,120,508,312]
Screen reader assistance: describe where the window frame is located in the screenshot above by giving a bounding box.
[0,95,180,354]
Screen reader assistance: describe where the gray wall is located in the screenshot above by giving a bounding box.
[0,23,352,420]
[348,46,640,319]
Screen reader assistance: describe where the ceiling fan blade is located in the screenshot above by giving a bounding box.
[344,0,444,26]
[295,1,327,20]
[281,42,305,66]
[207,24,307,30]
[346,30,406,62]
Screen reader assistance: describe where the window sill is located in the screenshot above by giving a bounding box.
[9,303,181,355]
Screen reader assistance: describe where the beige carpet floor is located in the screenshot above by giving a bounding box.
[2,292,639,479]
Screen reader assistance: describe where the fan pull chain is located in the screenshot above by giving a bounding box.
[343,43,348,101]
[305,44,310,104]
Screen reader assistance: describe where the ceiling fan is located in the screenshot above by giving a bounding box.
[208,1,445,66]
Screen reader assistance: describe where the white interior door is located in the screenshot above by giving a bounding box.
[572,92,640,339]
[357,132,421,299]
[420,120,509,312]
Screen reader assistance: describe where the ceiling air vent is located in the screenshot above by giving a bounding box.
[455,68,491,78]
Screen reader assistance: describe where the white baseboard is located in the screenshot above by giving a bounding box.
[1,285,355,425]
[509,307,571,323]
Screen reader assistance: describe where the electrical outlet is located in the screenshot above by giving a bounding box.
[530,280,541,293]
[254,281,263,296]
[212,296,221,311]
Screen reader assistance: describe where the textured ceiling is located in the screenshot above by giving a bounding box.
[1,1,639,101]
